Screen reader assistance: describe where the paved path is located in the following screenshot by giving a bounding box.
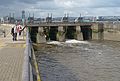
[0,24,25,81]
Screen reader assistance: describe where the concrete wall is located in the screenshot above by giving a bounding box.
[103,21,120,41]
[91,22,120,41]
[30,21,120,43]
[92,23,99,40]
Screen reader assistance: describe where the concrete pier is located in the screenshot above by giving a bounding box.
[57,26,65,42]
[0,24,25,81]
[27,21,120,42]
[76,26,83,40]
[98,23,104,41]
[36,27,46,43]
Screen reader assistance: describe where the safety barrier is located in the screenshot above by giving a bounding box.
[22,28,41,81]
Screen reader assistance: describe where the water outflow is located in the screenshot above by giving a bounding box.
[81,26,92,40]
[49,26,58,41]
[47,39,89,45]
[36,40,120,81]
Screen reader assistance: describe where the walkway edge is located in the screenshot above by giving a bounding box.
[22,44,30,81]
[32,46,41,81]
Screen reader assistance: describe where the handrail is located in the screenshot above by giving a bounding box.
[22,28,31,81]
[32,45,41,81]
[22,27,41,81]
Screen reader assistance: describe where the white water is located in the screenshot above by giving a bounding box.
[47,41,62,45]
[65,39,89,44]
[47,39,89,45]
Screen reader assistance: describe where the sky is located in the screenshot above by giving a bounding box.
[0,0,120,17]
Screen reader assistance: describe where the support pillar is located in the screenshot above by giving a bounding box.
[76,26,83,40]
[98,23,104,41]
[36,27,46,43]
[91,23,99,40]
[57,26,65,42]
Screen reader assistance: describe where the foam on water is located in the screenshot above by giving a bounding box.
[47,40,89,46]
[65,39,89,44]
[47,41,62,45]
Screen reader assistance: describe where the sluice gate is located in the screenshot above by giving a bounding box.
[81,26,92,40]
[66,26,76,39]
[29,25,93,43]
[49,26,58,41]
[26,22,120,43]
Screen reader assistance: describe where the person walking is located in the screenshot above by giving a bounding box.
[14,25,18,41]
[11,27,14,41]
[11,25,17,41]
[16,23,23,40]
[18,25,22,36]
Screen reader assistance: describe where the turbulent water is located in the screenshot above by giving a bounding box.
[35,40,120,81]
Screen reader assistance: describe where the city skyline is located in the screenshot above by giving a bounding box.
[0,0,120,17]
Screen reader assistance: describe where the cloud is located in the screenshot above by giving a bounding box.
[0,0,120,17]
[54,0,120,8]
[0,0,16,5]
[17,0,53,4]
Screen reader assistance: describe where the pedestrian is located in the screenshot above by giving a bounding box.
[14,25,17,41]
[16,23,23,40]
[11,25,17,41]
[18,25,22,36]
[11,27,14,41]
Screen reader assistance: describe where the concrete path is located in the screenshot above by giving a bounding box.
[0,24,25,81]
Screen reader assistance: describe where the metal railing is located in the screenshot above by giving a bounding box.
[22,28,41,81]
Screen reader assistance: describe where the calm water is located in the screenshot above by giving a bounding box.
[35,40,120,81]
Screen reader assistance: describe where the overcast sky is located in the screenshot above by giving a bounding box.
[0,0,120,17]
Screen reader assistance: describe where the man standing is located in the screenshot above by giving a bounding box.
[11,25,17,41]
[14,25,18,41]
[11,27,14,41]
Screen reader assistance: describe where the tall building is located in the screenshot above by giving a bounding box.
[22,10,25,19]
[22,10,25,25]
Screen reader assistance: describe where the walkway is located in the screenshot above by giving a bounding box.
[0,24,25,81]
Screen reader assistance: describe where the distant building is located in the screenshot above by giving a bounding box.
[97,16,120,21]
[82,16,97,22]
[61,14,69,22]
[1,17,4,23]
[8,17,15,24]
[33,18,42,24]
[46,17,52,23]
[28,17,34,23]
[2,16,9,24]
[22,10,26,25]
[15,17,22,25]
[45,13,52,23]
[75,17,83,22]
[22,10,25,19]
